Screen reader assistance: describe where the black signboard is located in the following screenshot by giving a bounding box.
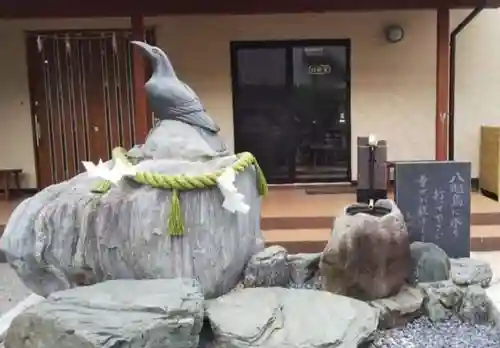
[394,161,471,258]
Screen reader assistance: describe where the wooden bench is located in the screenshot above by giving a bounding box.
[0,169,22,201]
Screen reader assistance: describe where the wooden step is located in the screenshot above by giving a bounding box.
[261,212,500,230]
[263,228,329,254]
[263,226,500,253]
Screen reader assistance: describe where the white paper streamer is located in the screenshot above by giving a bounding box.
[65,34,71,54]
[112,32,118,54]
[216,168,250,214]
[36,36,43,52]
[368,134,377,146]
[82,159,137,185]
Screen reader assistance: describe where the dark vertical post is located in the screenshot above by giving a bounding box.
[368,144,375,204]
[436,8,450,160]
[131,13,149,145]
[449,37,456,160]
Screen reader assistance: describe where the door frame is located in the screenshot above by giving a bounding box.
[229,38,352,183]
[25,28,156,189]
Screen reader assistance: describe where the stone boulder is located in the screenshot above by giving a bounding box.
[450,258,493,288]
[369,285,424,329]
[408,242,450,285]
[418,280,463,322]
[458,284,495,325]
[287,252,323,289]
[0,121,264,299]
[205,287,379,348]
[243,246,289,288]
[320,199,411,300]
[5,278,204,348]
[417,280,497,325]
[243,247,323,290]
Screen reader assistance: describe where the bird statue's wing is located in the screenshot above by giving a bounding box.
[148,79,220,133]
[178,82,221,133]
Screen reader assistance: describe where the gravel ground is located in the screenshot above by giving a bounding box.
[0,264,30,315]
[369,316,500,348]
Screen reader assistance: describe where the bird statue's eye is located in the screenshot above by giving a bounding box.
[152,48,159,55]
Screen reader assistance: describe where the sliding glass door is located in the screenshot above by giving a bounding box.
[231,39,351,184]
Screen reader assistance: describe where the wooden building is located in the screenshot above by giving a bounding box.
[0,0,498,188]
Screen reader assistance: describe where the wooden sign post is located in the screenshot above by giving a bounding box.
[394,161,471,258]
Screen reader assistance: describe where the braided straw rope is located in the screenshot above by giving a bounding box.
[91,147,268,236]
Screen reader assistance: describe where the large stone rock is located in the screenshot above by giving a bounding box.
[450,258,493,288]
[0,132,263,299]
[369,285,424,329]
[5,278,204,348]
[408,242,450,285]
[243,246,289,288]
[320,199,411,300]
[205,287,379,348]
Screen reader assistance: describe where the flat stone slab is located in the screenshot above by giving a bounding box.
[5,278,204,348]
[369,285,424,329]
[450,258,493,288]
[206,287,378,348]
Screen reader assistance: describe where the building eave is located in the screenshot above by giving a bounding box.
[1,0,499,19]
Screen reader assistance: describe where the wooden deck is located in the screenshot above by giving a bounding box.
[262,188,500,253]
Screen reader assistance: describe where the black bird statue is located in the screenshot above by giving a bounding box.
[131,41,228,155]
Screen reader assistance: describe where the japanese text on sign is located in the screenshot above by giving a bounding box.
[416,174,429,241]
[449,172,465,237]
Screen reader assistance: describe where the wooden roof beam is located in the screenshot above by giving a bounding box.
[1,0,499,19]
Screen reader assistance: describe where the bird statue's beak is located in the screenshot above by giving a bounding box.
[130,40,155,59]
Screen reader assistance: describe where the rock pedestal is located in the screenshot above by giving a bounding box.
[320,199,410,300]
[0,124,264,299]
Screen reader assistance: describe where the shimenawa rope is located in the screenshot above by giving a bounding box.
[91,147,268,236]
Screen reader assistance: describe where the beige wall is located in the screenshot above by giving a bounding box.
[0,10,498,188]
[453,10,500,176]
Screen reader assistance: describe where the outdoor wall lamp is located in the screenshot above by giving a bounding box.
[384,24,405,43]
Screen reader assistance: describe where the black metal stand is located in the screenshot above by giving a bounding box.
[368,145,376,205]
[356,137,388,204]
